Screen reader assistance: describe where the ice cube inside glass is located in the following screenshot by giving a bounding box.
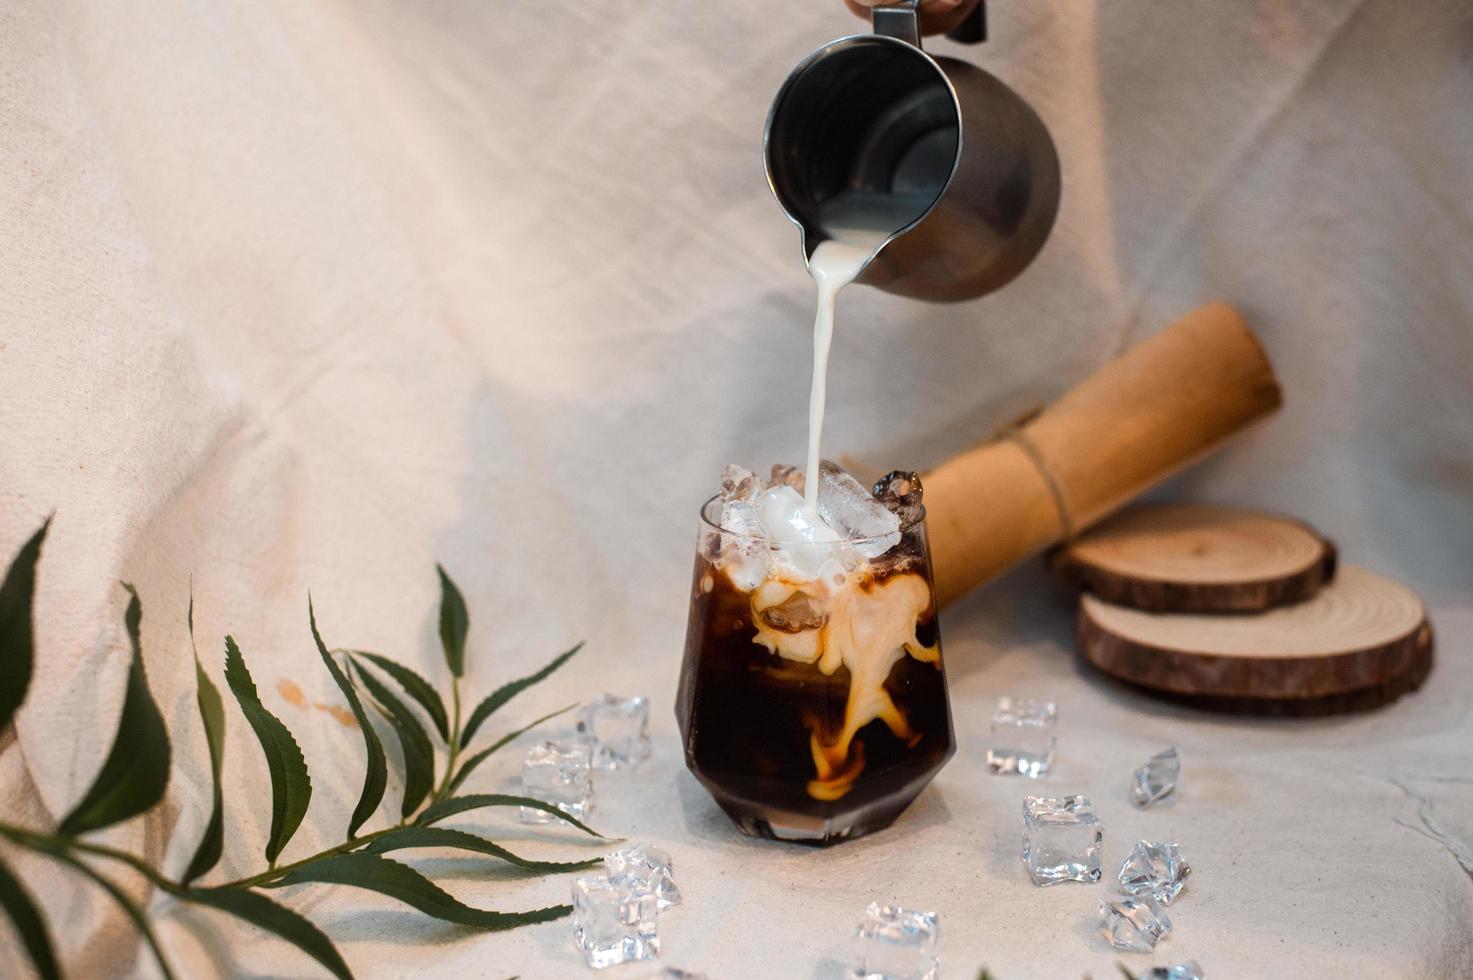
[847,902,939,980]
[571,872,659,968]
[1022,794,1103,885]
[987,697,1056,777]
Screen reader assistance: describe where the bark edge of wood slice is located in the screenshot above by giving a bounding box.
[1093,643,1432,717]
[1051,503,1337,612]
[1078,565,1432,709]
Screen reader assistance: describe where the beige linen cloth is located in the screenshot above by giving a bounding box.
[2,1,1471,977]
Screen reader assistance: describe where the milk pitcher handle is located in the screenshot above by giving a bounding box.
[946,4,987,44]
[870,0,987,47]
[870,0,923,47]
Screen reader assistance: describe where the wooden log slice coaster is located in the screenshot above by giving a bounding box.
[1051,504,1336,612]
[1078,565,1432,710]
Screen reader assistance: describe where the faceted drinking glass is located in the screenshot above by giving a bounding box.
[676,496,954,844]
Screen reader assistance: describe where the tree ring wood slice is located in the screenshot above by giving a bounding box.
[1078,565,1432,705]
[1051,504,1337,612]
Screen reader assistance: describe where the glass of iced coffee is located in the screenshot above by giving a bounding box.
[676,462,953,844]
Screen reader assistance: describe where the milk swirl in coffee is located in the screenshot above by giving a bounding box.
[675,197,954,843]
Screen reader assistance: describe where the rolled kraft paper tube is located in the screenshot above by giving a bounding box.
[925,302,1283,607]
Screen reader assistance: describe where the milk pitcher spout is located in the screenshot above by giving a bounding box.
[763,0,1060,302]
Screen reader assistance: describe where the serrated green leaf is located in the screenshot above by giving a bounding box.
[224,636,312,865]
[363,825,601,874]
[38,841,176,980]
[183,594,227,884]
[436,565,469,678]
[271,852,568,930]
[185,886,352,979]
[449,703,576,794]
[416,793,607,838]
[0,856,60,980]
[0,520,48,734]
[351,662,434,819]
[461,643,583,745]
[348,651,449,741]
[311,601,387,838]
[59,584,172,836]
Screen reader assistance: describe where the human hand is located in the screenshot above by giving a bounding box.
[842,0,984,37]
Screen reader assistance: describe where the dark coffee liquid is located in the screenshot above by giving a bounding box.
[676,554,953,844]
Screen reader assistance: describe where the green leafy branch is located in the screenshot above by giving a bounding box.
[0,521,604,979]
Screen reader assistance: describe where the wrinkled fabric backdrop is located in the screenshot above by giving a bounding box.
[2,0,1472,977]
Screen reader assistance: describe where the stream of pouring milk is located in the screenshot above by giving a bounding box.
[801,190,932,519]
[802,232,885,517]
[807,187,930,515]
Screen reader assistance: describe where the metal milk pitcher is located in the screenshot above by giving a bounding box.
[764,0,1060,302]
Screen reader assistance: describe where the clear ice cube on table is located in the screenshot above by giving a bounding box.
[1147,961,1205,979]
[987,698,1057,777]
[871,470,924,526]
[1118,840,1192,905]
[1022,795,1103,885]
[519,739,593,824]
[1131,747,1180,807]
[604,842,681,911]
[846,902,940,980]
[571,872,659,968]
[577,694,652,770]
[816,460,902,558]
[1099,892,1172,952]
